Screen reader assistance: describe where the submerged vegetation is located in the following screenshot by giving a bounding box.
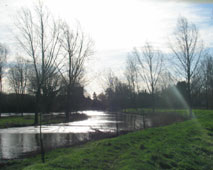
[2,109,212,170]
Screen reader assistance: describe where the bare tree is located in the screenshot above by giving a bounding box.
[132,42,164,112]
[158,71,175,91]
[0,43,8,118]
[59,22,93,120]
[15,2,62,125]
[15,2,63,163]
[8,56,29,115]
[170,17,205,117]
[125,55,139,93]
[125,55,139,108]
[106,70,119,91]
[104,72,132,110]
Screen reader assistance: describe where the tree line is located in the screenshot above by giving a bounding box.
[0,2,94,124]
[94,17,212,116]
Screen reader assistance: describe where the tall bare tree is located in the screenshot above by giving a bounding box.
[170,17,205,117]
[59,23,93,120]
[15,2,62,125]
[132,42,164,112]
[15,2,63,162]
[0,43,8,118]
[8,56,29,115]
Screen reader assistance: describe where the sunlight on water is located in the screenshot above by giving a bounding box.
[0,111,123,134]
[0,110,186,160]
[0,111,144,159]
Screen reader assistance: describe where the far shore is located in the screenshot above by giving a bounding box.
[0,112,89,129]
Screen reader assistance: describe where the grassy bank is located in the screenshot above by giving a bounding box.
[0,113,88,128]
[2,109,213,170]
[124,108,189,117]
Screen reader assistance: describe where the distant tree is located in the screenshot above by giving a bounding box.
[132,42,164,112]
[125,55,139,93]
[114,81,132,109]
[97,93,107,110]
[104,73,119,110]
[125,55,139,108]
[8,56,29,115]
[200,55,213,109]
[0,43,8,118]
[104,73,132,110]
[158,72,174,91]
[170,17,205,117]
[106,71,119,91]
[59,22,93,120]
[190,71,203,107]
[92,92,100,109]
[93,92,97,100]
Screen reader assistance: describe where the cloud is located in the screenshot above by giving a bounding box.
[148,0,213,3]
[173,0,213,3]
[1,0,213,94]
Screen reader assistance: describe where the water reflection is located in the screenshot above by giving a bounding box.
[0,110,185,160]
[0,133,90,159]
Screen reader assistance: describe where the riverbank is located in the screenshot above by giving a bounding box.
[124,108,190,117]
[0,113,88,128]
[2,109,213,169]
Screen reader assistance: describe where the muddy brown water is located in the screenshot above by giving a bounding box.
[0,110,185,160]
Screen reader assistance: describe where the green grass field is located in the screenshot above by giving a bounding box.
[1,109,213,170]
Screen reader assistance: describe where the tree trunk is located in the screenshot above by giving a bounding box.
[151,87,155,113]
[206,85,209,110]
[21,93,24,116]
[143,114,146,129]
[65,86,71,121]
[187,79,192,118]
[116,112,119,136]
[0,93,2,118]
[34,91,40,125]
[39,111,45,163]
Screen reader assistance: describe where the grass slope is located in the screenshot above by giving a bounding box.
[2,110,213,170]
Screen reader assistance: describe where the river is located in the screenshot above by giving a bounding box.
[0,110,185,160]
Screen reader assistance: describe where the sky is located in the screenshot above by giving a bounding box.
[0,0,213,95]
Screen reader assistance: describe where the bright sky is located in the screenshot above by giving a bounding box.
[0,0,213,95]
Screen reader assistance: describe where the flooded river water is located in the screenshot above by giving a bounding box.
[0,110,185,160]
